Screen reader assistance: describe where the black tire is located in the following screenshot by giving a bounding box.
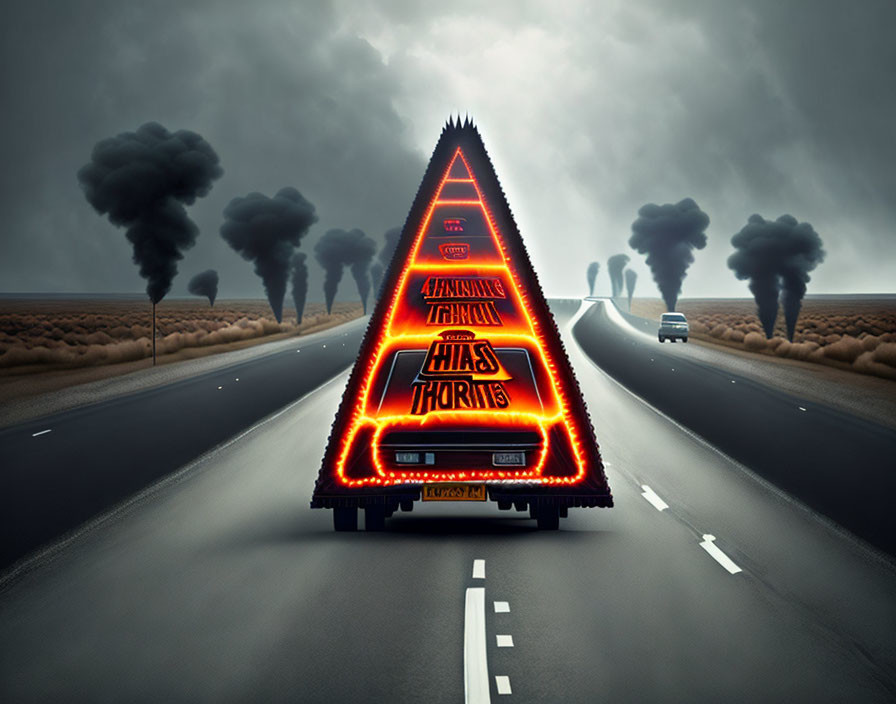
[683,337,688,343]
[365,505,386,531]
[535,505,560,530]
[333,507,358,532]
[658,336,665,343]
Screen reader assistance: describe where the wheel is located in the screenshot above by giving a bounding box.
[658,336,665,343]
[365,505,386,531]
[683,337,688,343]
[535,505,560,530]
[333,507,358,532]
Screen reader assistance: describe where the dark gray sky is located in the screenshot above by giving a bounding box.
[1,0,894,300]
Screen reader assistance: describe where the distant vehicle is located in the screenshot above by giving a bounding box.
[659,312,689,343]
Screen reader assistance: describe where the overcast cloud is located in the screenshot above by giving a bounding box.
[1,0,893,300]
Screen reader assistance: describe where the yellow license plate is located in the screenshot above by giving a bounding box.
[422,483,487,501]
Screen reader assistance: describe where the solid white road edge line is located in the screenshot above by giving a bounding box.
[473,559,486,579]
[494,601,510,613]
[465,587,491,704]
[640,485,669,511]
[699,534,743,574]
[495,676,512,695]
[31,429,52,437]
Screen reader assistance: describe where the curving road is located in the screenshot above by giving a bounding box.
[0,301,894,702]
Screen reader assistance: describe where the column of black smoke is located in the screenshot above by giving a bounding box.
[379,227,401,272]
[188,269,219,306]
[220,187,317,323]
[315,229,352,314]
[586,261,599,296]
[728,214,825,341]
[629,198,709,311]
[625,269,637,309]
[607,254,629,298]
[348,230,378,314]
[370,262,384,300]
[290,253,308,325]
[315,229,379,313]
[77,122,222,303]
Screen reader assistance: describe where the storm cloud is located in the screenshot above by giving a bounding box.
[728,214,826,340]
[76,122,222,303]
[629,199,709,311]
[1,1,894,298]
[220,187,317,322]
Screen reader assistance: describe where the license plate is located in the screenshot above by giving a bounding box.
[422,483,487,501]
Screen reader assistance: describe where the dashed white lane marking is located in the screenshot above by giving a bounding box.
[217,386,223,390]
[496,635,514,647]
[495,675,512,695]
[235,377,239,381]
[798,406,806,411]
[699,534,743,574]
[464,587,491,704]
[296,349,301,352]
[472,559,486,579]
[494,601,510,613]
[640,485,669,511]
[31,429,52,437]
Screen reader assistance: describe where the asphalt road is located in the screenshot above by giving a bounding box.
[574,301,896,556]
[0,319,366,569]
[0,301,894,702]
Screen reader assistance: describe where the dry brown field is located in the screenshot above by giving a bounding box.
[630,297,896,381]
[0,298,362,376]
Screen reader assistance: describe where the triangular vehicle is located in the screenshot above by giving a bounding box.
[311,117,613,530]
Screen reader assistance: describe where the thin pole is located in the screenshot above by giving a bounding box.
[152,301,156,366]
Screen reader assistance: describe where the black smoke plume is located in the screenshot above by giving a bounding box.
[315,228,377,314]
[77,122,222,303]
[290,253,308,325]
[188,269,218,306]
[629,198,709,311]
[608,254,629,298]
[728,214,826,340]
[350,233,378,314]
[370,262,384,300]
[625,269,637,308]
[586,261,599,296]
[220,187,317,323]
[379,227,401,271]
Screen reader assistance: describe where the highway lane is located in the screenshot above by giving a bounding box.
[0,318,366,569]
[573,301,896,556]
[0,301,894,702]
